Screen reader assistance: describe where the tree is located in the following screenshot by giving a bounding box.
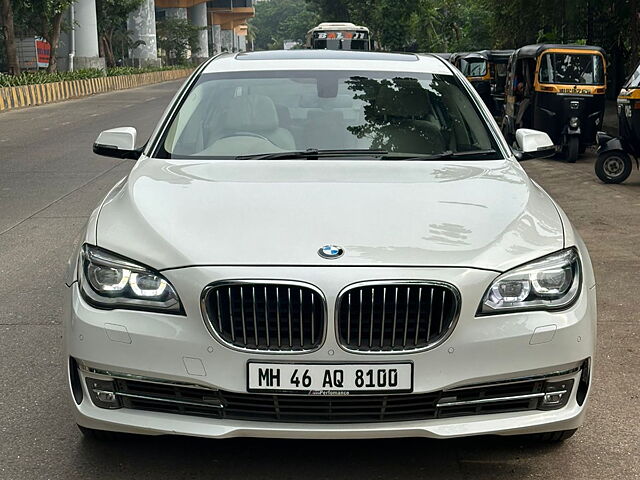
[249,0,319,50]
[96,0,143,67]
[14,0,76,72]
[156,17,203,65]
[0,0,20,74]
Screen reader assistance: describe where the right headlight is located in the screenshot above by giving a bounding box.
[478,248,581,315]
[78,244,184,314]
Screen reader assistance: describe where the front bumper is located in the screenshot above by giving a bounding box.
[64,265,597,439]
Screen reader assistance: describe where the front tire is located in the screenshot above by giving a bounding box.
[595,151,633,184]
[567,136,579,163]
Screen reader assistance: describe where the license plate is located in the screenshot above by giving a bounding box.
[247,362,413,395]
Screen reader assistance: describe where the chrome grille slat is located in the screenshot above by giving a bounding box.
[239,287,246,345]
[287,287,292,349]
[264,286,269,348]
[337,282,459,353]
[426,288,434,343]
[414,287,422,346]
[203,282,325,352]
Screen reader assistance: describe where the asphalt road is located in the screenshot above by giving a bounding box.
[0,81,638,480]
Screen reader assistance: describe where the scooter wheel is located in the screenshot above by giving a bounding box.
[595,151,633,184]
[567,137,579,163]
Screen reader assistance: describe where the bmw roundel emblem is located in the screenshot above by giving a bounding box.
[318,244,344,260]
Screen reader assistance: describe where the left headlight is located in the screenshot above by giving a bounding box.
[478,248,581,315]
[78,244,184,314]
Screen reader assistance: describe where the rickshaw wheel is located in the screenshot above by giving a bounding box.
[567,137,579,163]
[595,151,633,184]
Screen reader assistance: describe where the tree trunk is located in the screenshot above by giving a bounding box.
[631,0,640,67]
[1,0,20,75]
[101,34,115,67]
[46,12,64,73]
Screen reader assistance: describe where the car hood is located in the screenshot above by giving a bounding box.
[96,158,564,272]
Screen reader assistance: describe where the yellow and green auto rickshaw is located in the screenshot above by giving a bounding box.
[595,59,640,183]
[502,44,607,162]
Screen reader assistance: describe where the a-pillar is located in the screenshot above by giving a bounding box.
[127,0,161,67]
[188,2,209,61]
[73,0,105,70]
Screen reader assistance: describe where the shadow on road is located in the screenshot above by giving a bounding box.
[73,434,562,479]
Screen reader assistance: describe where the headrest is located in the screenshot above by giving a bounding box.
[224,95,279,132]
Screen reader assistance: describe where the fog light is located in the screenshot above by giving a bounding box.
[569,117,580,128]
[540,379,574,410]
[86,378,121,409]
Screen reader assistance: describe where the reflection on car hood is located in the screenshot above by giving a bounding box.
[96,158,564,271]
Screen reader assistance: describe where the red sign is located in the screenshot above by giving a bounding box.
[36,39,50,67]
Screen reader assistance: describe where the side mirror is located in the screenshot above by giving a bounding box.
[93,127,141,160]
[513,128,555,161]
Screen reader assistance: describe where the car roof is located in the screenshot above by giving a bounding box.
[514,44,606,59]
[201,50,454,75]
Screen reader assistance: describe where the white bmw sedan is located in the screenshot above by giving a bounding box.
[64,50,596,442]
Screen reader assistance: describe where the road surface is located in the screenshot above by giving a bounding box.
[0,81,638,480]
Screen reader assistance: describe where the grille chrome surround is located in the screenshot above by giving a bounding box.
[201,280,327,353]
[335,281,461,353]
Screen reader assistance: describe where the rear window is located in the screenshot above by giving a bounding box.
[539,53,605,85]
[158,70,499,159]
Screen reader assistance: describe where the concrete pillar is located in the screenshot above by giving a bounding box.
[166,8,187,19]
[237,35,246,52]
[127,0,160,66]
[221,29,233,52]
[188,2,209,60]
[212,25,222,55]
[73,0,105,70]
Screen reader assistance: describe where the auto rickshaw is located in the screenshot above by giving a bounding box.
[502,44,607,162]
[487,50,514,116]
[432,52,452,62]
[595,59,640,183]
[451,51,493,111]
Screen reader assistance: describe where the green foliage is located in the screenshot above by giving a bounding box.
[305,0,489,51]
[304,0,638,93]
[156,18,204,65]
[105,65,185,76]
[0,66,186,87]
[96,0,145,67]
[13,0,77,71]
[249,0,319,50]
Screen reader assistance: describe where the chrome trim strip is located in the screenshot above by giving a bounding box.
[114,391,224,409]
[444,365,581,391]
[77,363,215,391]
[200,279,328,354]
[437,392,548,408]
[334,280,462,355]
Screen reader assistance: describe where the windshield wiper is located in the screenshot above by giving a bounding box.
[383,149,499,161]
[236,149,389,160]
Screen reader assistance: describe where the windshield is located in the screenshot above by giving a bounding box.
[539,52,605,85]
[159,70,499,159]
[624,61,640,88]
[460,59,487,77]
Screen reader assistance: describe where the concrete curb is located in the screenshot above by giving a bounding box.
[0,68,193,112]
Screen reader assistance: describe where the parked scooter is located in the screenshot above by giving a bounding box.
[595,60,640,183]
